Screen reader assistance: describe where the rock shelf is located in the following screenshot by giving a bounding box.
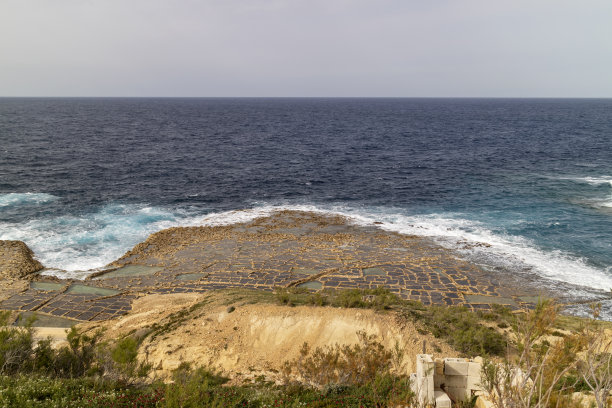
[1,211,544,324]
[0,240,44,279]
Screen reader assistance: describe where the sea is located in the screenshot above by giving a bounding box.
[1,98,611,318]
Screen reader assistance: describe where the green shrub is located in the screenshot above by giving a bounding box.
[46,327,102,378]
[400,304,507,356]
[164,367,246,408]
[98,334,152,382]
[0,312,105,378]
[0,311,34,375]
[112,337,139,365]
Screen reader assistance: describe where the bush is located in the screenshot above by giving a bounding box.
[400,304,507,356]
[0,311,35,375]
[112,337,139,365]
[286,331,402,387]
[97,334,152,382]
[161,364,414,408]
[56,327,101,377]
[164,367,245,408]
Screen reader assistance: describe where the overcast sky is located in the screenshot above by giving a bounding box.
[1,0,611,97]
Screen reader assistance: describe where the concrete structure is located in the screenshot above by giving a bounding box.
[411,354,484,407]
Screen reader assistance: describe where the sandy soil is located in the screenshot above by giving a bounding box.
[33,327,69,347]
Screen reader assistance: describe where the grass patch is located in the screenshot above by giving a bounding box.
[275,286,401,310]
[398,303,509,356]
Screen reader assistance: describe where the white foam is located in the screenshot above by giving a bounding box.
[556,176,612,187]
[180,207,281,227]
[572,177,612,187]
[0,204,183,277]
[362,212,612,292]
[0,192,58,208]
[553,176,612,211]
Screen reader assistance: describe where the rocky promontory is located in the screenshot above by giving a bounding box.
[0,240,44,279]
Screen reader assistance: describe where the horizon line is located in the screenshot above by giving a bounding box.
[1,96,612,99]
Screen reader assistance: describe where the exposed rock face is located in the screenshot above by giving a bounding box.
[0,240,44,279]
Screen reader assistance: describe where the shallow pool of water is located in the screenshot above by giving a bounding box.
[176,273,206,281]
[465,294,518,307]
[67,284,119,296]
[94,265,162,279]
[14,312,79,328]
[362,267,386,276]
[297,281,322,290]
[30,282,64,291]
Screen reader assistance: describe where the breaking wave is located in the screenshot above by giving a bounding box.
[0,192,58,208]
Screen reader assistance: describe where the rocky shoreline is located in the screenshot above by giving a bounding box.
[0,240,44,280]
[0,210,552,326]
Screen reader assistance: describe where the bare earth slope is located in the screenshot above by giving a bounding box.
[82,291,458,381]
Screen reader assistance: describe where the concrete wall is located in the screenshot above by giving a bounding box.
[410,354,483,407]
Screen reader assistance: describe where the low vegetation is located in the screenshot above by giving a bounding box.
[279,330,414,406]
[1,291,611,407]
[275,287,511,357]
[1,307,418,407]
[164,363,414,408]
[480,301,612,408]
[398,302,511,356]
[275,286,400,310]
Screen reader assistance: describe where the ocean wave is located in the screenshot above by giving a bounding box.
[553,176,612,187]
[552,176,612,211]
[0,205,287,277]
[570,176,612,187]
[0,192,59,208]
[0,204,184,279]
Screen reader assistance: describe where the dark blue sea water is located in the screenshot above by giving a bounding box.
[1,98,611,313]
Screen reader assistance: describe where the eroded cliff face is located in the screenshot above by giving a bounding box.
[0,240,44,279]
[81,292,458,383]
